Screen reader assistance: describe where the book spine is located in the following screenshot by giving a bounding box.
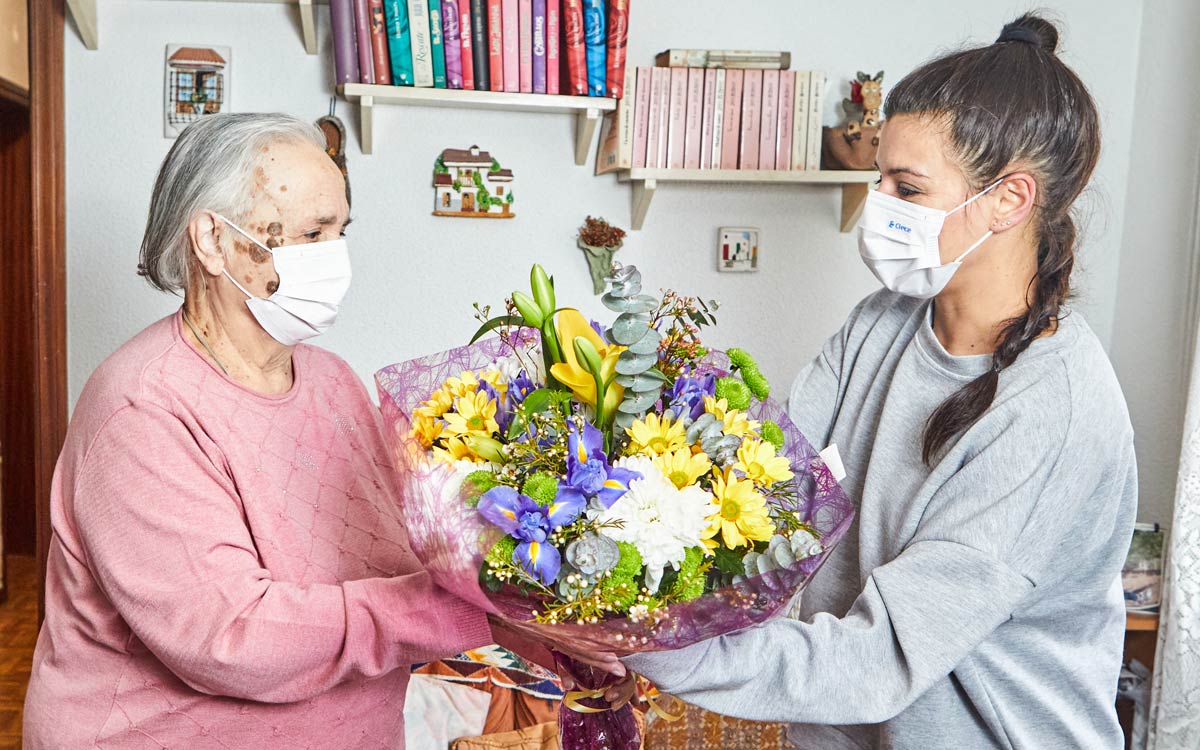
[632,66,651,168]
[354,0,376,83]
[562,0,587,95]
[384,1,413,85]
[710,68,726,169]
[699,68,716,169]
[655,49,790,69]
[806,71,824,170]
[776,70,793,170]
[645,66,664,168]
[487,0,504,89]
[502,0,519,92]
[518,0,533,92]
[458,0,475,88]
[605,0,628,98]
[655,65,670,168]
[739,69,762,169]
[683,67,704,169]
[408,0,434,85]
[583,0,606,96]
[427,0,447,87]
[331,0,361,85]
[758,69,779,170]
[532,0,546,93]
[546,0,560,94]
[594,67,635,174]
[719,68,743,169]
[667,67,687,169]
[791,70,809,169]
[442,0,462,87]
[617,64,635,165]
[369,1,393,84]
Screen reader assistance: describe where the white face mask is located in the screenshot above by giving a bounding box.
[857,178,1004,299]
[216,214,352,346]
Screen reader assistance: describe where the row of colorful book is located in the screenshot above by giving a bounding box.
[598,59,829,173]
[330,0,630,97]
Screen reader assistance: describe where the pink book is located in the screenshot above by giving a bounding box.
[683,68,704,169]
[699,68,717,169]
[518,0,532,92]
[739,69,763,169]
[758,70,779,170]
[502,0,519,92]
[667,68,688,169]
[776,70,794,170]
[719,69,743,169]
[656,66,670,169]
[546,0,560,94]
[646,67,665,168]
[633,66,652,168]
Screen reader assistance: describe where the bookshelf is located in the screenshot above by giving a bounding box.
[616,168,878,232]
[339,83,617,159]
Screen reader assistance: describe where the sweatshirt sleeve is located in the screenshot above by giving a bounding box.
[72,402,492,704]
[624,398,1133,724]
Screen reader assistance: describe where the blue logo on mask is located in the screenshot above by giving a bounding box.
[887,219,912,233]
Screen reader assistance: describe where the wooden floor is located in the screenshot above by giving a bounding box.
[0,555,38,749]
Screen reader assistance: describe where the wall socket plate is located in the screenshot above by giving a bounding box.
[717,227,760,272]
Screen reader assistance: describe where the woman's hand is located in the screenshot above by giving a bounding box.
[486,613,626,676]
[556,658,639,710]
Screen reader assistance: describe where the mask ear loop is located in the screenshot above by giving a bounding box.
[212,213,272,301]
[945,176,1008,263]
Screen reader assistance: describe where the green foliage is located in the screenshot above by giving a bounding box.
[463,470,500,507]
[434,157,449,174]
[452,179,462,192]
[522,472,560,507]
[715,377,752,411]
[485,536,518,568]
[712,545,748,575]
[506,191,515,204]
[491,157,501,171]
[597,572,638,610]
[670,547,710,602]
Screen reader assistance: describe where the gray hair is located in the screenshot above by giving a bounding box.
[138,112,327,293]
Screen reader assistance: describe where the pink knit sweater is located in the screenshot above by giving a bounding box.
[23,311,492,749]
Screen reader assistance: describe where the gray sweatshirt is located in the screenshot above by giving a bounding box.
[624,291,1137,749]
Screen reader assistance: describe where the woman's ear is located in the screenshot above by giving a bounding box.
[187,211,227,277]
[990,172,1038,233]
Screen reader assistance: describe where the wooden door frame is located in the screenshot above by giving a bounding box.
[29,0,68,620]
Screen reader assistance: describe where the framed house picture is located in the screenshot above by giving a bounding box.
[164,44,231,138]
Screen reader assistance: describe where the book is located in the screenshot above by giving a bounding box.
[758,69,779,170]
[632,66,651,168]
[699,68,716,169]
[655,65,670,168]
[595,66,636,174]
[502,0,519,92]
[354,0,376,83]
[330,0,361,85]
[562,0,587,95]
[532,0,546,93]
[683,67,704,169]
[710,69,726,170]
[383,1,413,85]
[655,49,791,70]
[719,68,743,169]
[545,0,560,94]
[471,0,491,90]
[791,70,810,169]
[776,70,794,170]
[369,1,393,84]
[645,66,665,168]
[518,0,533,92]
[458,0,475,89]
[806,70,825,170]
[408,0,434,86]
[666,67,687,169]
[739,69,763,169]
[487,0,504,90]
[442,0,462,87]
[583,0,605,96]
[605,0,628,98]
[1123,523,1165,613]
[427,0,447,87]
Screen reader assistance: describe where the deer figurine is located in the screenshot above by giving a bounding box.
[822,70,885,170]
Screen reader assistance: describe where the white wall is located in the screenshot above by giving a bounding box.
[1109,0,1200,525]
[67,2,1143,439]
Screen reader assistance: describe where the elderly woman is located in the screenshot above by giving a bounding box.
[23,113,618,748]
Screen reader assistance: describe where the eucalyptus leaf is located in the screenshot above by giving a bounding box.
[615,351,658,375]
[615,370,668,390]
[618,390,660,412]
[627,330,662,355]
[601,293,658,314]
[610,313,651,345]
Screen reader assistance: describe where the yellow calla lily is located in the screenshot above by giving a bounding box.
[549,309,626,416]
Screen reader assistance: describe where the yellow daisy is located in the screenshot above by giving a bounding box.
[442,390,499,438]
[626,413,688,457]
[411,413,444,448]
[734,439,795,486]
[654,448,712,489]
[432,436,480,465]
[703,396,760,438]
[703,468,775,550]
[416,386,455,420]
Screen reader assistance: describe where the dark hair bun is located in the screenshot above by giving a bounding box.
[996,13,1059,53]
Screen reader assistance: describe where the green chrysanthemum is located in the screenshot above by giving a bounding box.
[522,471,561,507]
[760,421,785,452]
[598,542,643,610]
[670,547,709,602]
[485,535,518,568]
[726,348,760,374]
[743,370,771,401]
[463,470,500,508]
[715,377,752,411]
[612,541,643,578]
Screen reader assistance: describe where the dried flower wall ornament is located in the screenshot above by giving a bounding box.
[577,216,627,295]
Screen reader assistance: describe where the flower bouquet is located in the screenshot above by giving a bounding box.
[375,264,854,749]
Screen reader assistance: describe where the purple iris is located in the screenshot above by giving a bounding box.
[477,485,584,586]
[481,370,536,434]
[555,421,640,510]
[669,370,716,422]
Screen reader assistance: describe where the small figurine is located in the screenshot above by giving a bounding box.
[316,104,350,206]
[822,70,884,170]
[432,145,516,218]
[577,216,626,294]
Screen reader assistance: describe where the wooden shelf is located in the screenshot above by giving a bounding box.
[68,0,322,54]
[615,168,879,232]
[339,83,616,158]
[1126,612,1160,632]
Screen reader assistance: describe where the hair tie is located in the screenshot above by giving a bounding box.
[995,24,1041,47]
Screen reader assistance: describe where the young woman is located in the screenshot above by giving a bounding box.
[622,14,1136,749]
